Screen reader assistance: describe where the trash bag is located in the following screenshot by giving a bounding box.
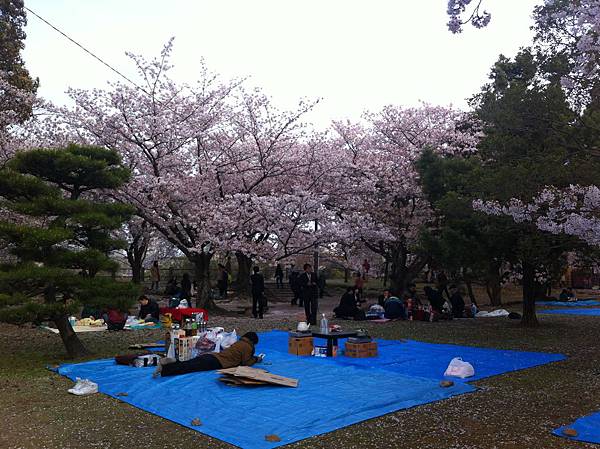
[444,357,475,378]
[220,329,237,349]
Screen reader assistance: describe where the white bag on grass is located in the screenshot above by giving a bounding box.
[444,357,475,378]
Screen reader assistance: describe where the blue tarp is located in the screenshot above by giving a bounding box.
[58,331,566,449]
[554,411,600,444]
[258,331,566,382]
[59,351,474,449]
[540,308,600,316]
[537,300,600,307]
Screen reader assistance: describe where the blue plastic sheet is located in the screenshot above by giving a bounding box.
[554,411,600,444]
[537,300,600,307]
[58,331,566,449]
[258,331,566,382]
[59,351,474,449]
[540,308,600,316]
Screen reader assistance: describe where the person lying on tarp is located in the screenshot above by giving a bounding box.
[382,289,407,320]
[138,294,160,322]
[333,287,365,320]
[154,332,263,377]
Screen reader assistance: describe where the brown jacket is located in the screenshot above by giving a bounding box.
[213,336,257,369]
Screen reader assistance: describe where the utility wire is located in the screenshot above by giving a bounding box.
[24,6,151,97]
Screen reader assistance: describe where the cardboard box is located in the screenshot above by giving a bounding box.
[176,336,199,361]
[345,341,378,358]
[288,336,314,356]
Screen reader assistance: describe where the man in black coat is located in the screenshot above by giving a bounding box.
[250,266,265,319]
[138,295,160,322]
[298,263,319,325]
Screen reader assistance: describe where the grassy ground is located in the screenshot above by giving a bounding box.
[1,301,599,449]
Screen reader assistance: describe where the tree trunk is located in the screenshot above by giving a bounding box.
[192,253,215,310]
[126,227,150,284]
[55,315,89,358]
[383,260,389,287]
[464,275,477,305]
[389,247,408,294]
[486,262,503,306]
[521,262,539,327]
[344,268,349,283]
[235,252,252,298]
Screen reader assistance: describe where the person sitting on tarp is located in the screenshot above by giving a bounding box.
[559,288,577,302]
[334,287,362,319]
[103,307,127,331]
[155,332,263,377]
[383,289,406,320]
[138,295,160,322]
[424,286,446,313]
[449,285,466,318]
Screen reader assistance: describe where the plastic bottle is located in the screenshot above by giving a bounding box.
[320,313,328,333]
[471,303,478,317]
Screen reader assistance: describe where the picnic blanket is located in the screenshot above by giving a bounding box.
[59,352,474,449]
[258,331,566,382]
[41,325,107,334]
[41,322,161,334]
[554,411,600,444]
[540,308,600,316]
[537,300,600,307]
[57,331,565,449]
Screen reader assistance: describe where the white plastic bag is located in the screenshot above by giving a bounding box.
[219,329,237,349]
[444,357,475,378]
[476,309,509,318]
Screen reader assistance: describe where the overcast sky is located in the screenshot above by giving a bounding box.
[22,0,542,126]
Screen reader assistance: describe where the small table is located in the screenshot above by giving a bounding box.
[159,307,209,323]
[311,330,357,357]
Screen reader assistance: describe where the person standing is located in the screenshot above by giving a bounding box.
[299,263,319,325]
[353,272,364,301]
[217,263,229,299]
[275,264,284,289]
[181,273,192,300]
[150,260,160,291]
[250,266,265,319]
[362,259,370,280]
[289,266,300,306]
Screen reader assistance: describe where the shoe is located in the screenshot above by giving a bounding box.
[68,378,98,396]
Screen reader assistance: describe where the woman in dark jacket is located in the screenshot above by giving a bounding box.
[156,332,261,377]
[424,286,445,313]
[334,287,360,319]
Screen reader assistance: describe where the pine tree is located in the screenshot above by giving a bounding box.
[0,144,139,357]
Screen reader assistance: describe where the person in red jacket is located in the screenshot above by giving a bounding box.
[103,307,127,331]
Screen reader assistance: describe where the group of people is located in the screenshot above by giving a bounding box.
[334,282,476,322]
[559,287,577,302]
[81,294,161,331]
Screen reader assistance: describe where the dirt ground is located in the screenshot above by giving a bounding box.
[1,296,599,449]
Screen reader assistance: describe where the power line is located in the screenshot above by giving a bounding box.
[24,6,151,97]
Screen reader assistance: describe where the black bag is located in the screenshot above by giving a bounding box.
[508,312,522,320]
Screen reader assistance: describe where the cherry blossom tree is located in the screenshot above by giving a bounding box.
[446,0,492,33]
[50,41,330,307]
[328,104,479,293]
